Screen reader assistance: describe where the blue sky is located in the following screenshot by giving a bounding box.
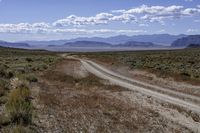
[0,0,200,41]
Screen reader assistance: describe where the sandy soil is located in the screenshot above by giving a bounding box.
[91,58,200,97]
[81,59,200,132]
[31,58,200,132]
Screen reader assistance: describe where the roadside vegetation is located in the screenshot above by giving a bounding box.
[0,47,60,132]
[79,48,200,85]
[35,58,193,132]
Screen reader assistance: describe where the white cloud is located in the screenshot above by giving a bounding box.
[187,29,199,33]
[49,28,147,34]
[181,8,200,15]
[185,0,193,2]
[53,5,200,27]
[53,13,113,27]
[157,29,166,33]
[0,23,50,34]
[139,23,149,27]
[32,22,50,28]
[0,22,146,35]
[111,9,126,13]
[123,5,200,23]
[110,14,137,23]
[1,5,200,35]
[124,5,184,15]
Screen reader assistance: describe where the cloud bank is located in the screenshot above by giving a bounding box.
[0,5,200,35]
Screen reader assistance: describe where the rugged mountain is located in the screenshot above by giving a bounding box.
[66,34,186,45]
[171,35,200,47]
[116,41,158,47]
[49,40,162,48]
[63,41,112,47]
[21,34,186,46]
[187,44,200,48]
[0,40,30,48]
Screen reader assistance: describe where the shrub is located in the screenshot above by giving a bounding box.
[5,70,14,79]
[0,114,10,126]
[25,58,33,62]
[12,125,33,133]
[0,65,7,77]
[0,65,14,79]
[37,64,48,71]
[25,74,38,82]
[6,85,33,124]
[0,79,9,97]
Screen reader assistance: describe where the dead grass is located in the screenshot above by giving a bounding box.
[6,85,33,124]
[33,58,191,132]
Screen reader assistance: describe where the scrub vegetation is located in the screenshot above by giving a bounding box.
[0,47,60,132]
[79,48,200,85]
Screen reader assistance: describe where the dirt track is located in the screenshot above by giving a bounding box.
[81,59,200,114]
[33,57,200,132]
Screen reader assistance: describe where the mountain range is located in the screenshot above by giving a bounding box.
[20,34,186,46]
[47,40,161,48]
[187,44,200,48]
[0,40,30,48]
[63,41,112,47]
[2,34,200,50]
[171,35,200,47]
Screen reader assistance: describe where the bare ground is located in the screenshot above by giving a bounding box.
[31,58,199,133]
[91,59,200,98]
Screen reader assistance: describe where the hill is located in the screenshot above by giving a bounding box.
[21,34,186,46]
[49,40,162,48]
[116,41,158,47]
[0,40,30,48]
[63,41,112,47]
[187,44,200,48]
[171,35,200,47]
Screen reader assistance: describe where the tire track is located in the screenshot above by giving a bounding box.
[81,59,200,114]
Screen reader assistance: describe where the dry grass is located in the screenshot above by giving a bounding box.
[34,58,189,132]
[0,47,60,132]
[78,48,200,85]
[6,85,33,124]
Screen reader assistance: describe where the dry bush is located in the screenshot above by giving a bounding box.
[0,79,9,97]
[11,125,33,133]
[6,85,33,124]
[25,74,38,83]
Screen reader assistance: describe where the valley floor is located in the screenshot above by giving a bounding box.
[32,57,200,132]
[1,47,199,132]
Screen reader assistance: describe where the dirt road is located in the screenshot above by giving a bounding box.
[81,59,200,114]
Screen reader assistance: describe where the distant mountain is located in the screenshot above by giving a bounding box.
[21,34,186,46]
[66,34,186,45]
[116,41,158,47]
[171,35,200,47]
[20,40,67,46]
[49,40,162,48]
[63,41,112,47]
[187,44,200,48]
[0,40,30,48]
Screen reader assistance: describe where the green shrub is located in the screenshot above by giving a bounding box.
[0,65,7,77]
[25,74,38,82]
[6,85,33,124]
[25,58,33,62]
[0,65,14,79]
[0,79,9,97]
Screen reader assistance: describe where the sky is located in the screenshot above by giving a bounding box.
[0,0,200,41]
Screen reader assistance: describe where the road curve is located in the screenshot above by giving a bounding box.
[81,59,200,114]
